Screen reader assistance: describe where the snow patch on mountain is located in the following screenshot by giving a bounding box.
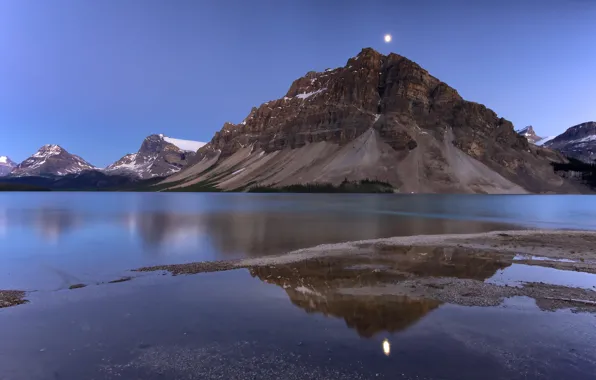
[296,88,327,100]
[163,136,206,152]
[536,136,556,146]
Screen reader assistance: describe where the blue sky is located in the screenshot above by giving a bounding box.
[1,0,594,167]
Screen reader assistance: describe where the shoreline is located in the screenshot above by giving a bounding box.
[4,230,596,313]
[137,229,596,272]
[136,229,596,313]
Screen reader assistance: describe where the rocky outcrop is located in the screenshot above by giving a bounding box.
[0,156,16,176]
[164,48,583,194]
[10,145,96,177]
[544,122,596,163]
[106,134,204,179]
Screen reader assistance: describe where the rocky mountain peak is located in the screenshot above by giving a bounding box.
[0,155,16,176]
[516,126,543,144]
[0,156,15,165]
[106,134,205,178]
[162,48,581,194]
[201,47,483,162]
[10,145,95,177]
[139,134,175,155]
[33,144,63,157]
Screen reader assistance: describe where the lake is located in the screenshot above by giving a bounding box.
[1,193,596,379]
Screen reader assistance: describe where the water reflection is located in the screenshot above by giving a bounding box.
[382,339,391,356]
[13,208,85,243]
[124,212,206,249]
[488,264,596,290]
[1,204,517,258]
[363,245,514,280]
[248,246,513,338]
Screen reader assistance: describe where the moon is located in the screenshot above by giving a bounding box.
[384,34,392,43]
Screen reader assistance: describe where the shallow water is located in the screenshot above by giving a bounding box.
[2,193,596,379]
[1,270,595,380]
[488,264,596,290]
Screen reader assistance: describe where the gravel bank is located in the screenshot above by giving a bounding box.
[0,290,27,308]
[136,230,596,313]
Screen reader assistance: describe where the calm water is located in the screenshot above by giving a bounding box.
[1,193,596,379]
[2,193,595,291]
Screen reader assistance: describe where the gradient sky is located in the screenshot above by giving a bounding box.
[1,0,594,167]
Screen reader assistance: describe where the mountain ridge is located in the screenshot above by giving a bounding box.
[543,122,596,163]
[161,47,581,194]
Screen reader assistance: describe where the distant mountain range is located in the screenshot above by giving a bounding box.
[2,135,206,179]
[1,48,594,193]
[516,122,596,163]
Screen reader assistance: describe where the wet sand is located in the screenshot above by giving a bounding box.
[136,230,596,313]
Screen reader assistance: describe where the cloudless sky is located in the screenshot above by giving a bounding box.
[0,0,594,167]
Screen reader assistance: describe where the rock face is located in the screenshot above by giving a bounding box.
[516,126,543,144]
[106,134,204,179]
[543,122,596,163]
[0,156,16,176]
[164,48,582,194]
[10,145,96,177]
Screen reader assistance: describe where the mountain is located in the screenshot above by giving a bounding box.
[160,47,580,194]
[0,156,16,176]
[543,122,596,163]
[10,145,96,177]
[516,126,543,144]
[515,126,555,146]
[105,134,205,179]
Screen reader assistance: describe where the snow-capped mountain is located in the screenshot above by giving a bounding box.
[543,122,596,163]
[0,156,16,176]
[516,126,543,144]
[105,134,205,178]
[516,126,556,146]
[10,145,96,177]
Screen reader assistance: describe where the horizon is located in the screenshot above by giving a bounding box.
[1,1,595,167]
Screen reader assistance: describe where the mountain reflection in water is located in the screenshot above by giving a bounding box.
[248,246,513,338]
[3,206,516,257]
